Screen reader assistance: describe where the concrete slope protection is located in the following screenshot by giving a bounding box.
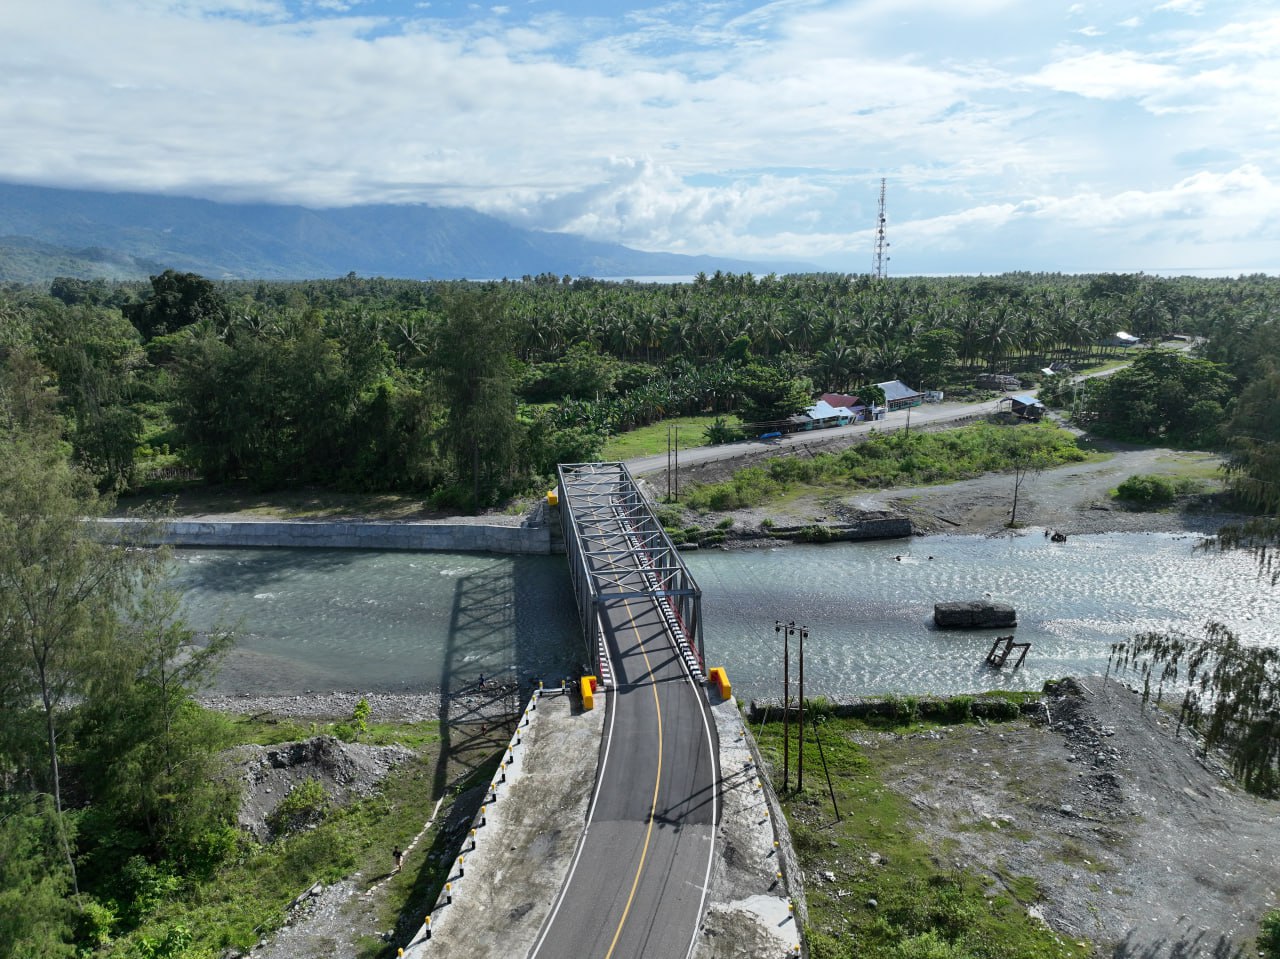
[533,503,720,958]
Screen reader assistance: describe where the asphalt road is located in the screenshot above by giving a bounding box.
[530,491,720,958]
[626,364,1136,477]
[625,396,1001,476]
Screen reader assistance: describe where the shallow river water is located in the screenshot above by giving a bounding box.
[172,531,1278,702]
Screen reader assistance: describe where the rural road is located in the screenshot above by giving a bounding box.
[626,365,1132,477]
[626,395,1002,476]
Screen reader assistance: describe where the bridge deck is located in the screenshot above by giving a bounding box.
[534,463,719,959]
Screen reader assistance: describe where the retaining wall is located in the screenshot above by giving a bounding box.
[95,518,551,554]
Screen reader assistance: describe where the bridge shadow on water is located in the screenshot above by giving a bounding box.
[430,557,583,799]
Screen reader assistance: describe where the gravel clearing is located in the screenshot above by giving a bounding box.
[855,677,1280,956]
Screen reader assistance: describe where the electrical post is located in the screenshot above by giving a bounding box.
[666,426,672,501]
[797,625,807,792]
[776,620,791,792]
[673,425,680,501]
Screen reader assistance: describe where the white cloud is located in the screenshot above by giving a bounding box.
[0,0,1276,271]
[1030,50,1177,100]
[1156,0,1204,14]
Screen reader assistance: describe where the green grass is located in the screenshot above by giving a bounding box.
[601,414,741,461]
[105,713,492,959]
[756,710,1092,959]
[681,421,1097,513]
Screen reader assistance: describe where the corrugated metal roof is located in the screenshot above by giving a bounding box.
[807,399,853,420]
[875,380,921,402]
[1010,394,1044,407]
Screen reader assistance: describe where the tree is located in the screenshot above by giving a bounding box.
[1079,349,1233,445]
[124,270,228,341]
[0,794,78,957]
[900,329,959,389]
[0,430,140,897]
[77,589,234,871]
[1007,450,1049,527]
[1110,623,1280,795]
[435,290,522,509]
[733,363,813,425]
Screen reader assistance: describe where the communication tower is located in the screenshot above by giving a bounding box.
[872,178,889,279]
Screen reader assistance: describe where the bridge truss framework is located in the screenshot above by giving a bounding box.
[556,462,705,684]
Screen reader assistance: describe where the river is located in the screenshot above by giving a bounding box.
[170,531,1277,702]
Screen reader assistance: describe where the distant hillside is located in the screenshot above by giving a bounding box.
[0,182,806,283]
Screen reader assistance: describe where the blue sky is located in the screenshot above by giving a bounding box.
[2,0,1278,274]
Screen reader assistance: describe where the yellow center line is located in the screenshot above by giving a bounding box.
[604,599,664,959]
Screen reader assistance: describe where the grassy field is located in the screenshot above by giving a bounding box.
[681,421,1100,513]
[754,702,1091,959]
[601,414,740,461]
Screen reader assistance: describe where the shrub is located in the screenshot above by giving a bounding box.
[351,697,371,740]
[1115,473,1176,505]
[267,778,330,837]
[1259,909,1280,959]
[889,930,972,959]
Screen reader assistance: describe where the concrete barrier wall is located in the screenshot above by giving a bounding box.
[96,518,551,554]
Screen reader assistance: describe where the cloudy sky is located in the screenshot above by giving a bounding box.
[2,0,1278,274]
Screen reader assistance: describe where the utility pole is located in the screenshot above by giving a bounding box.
[665,424,681,501]
[797,624,807,791]
[673,425,679,501]
[666,427,672,500]
[776,620,791,792]
[777,620,808,792]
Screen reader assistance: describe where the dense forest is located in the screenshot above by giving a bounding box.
[3,268,1280,955]
[2,268,1279,509]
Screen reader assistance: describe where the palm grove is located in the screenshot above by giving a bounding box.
[2,268,1280,955]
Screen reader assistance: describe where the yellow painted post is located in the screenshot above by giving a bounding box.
[709,667,732,699]
[580,675,595,710]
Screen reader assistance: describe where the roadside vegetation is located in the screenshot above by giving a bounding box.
[679,421,1092,512]
[754,697,1088,959]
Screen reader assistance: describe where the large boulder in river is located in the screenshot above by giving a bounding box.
[934,601,1017,629]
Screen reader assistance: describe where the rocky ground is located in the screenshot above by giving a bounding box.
[849,676,1280,956]
[661,433,1245,543]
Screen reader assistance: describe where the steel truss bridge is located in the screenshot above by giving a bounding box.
[557,461,706,686]
[534,461,718,958]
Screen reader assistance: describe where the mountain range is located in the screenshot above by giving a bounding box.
[0,181,810,284]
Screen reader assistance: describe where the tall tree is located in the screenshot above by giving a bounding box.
[0,430,137,896]
[435,290,521,509]
[124,270,228,341]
